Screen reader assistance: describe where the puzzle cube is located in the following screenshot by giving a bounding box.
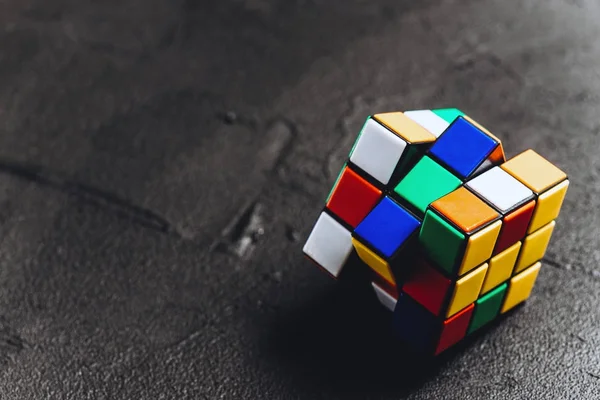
[303,108,568,355]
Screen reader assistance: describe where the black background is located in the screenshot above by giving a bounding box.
[0,0,598,398]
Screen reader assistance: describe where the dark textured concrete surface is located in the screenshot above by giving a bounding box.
[0,0,598,398]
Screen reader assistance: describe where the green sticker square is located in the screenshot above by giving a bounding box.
[468,283,507,334]
[326,164,346,203]
[432,108,465,124]
[419,210,465,274]
[394,156,461,215]
[348,117,370,158]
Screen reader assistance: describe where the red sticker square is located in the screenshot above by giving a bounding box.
[494,200,536,254]
[402,259,451,317]
[326,167,382,228]
[435,303,474,355]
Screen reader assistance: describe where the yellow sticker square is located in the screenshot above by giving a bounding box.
[501,150,567,194]
[458,220,502,276]
[501,262,541,313]
[528,180,569,233]
[352,238,396,286]
[374,112,436,144]
[481,241,521,294]
[446,263,488,317]
[514,221,555,274]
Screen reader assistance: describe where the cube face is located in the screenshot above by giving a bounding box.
[303,108,568,355]
[429,117,499,179]
[394,156,461,215]
[326,166,382,228]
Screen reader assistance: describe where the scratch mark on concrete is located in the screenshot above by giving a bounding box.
[215,201,265,259]
[570,332,587,343]
[0,316,27,366]
[0,159,181,237]
[584,370,600,380]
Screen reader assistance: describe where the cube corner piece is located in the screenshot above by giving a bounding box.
[501,149,569,233]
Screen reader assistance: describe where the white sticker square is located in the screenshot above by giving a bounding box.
[303,212,353,278]
[371,282,397,311]
[404,109,450,138]
[466,167,533,213]
[349,119,407,185]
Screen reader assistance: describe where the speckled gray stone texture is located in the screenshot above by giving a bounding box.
[0,0,598,398]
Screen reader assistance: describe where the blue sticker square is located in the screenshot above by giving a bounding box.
[429,117,497,179]
[354,196,421,258]
[393,293,439,353]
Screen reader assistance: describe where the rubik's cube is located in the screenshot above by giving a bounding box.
[303,109,569,355]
